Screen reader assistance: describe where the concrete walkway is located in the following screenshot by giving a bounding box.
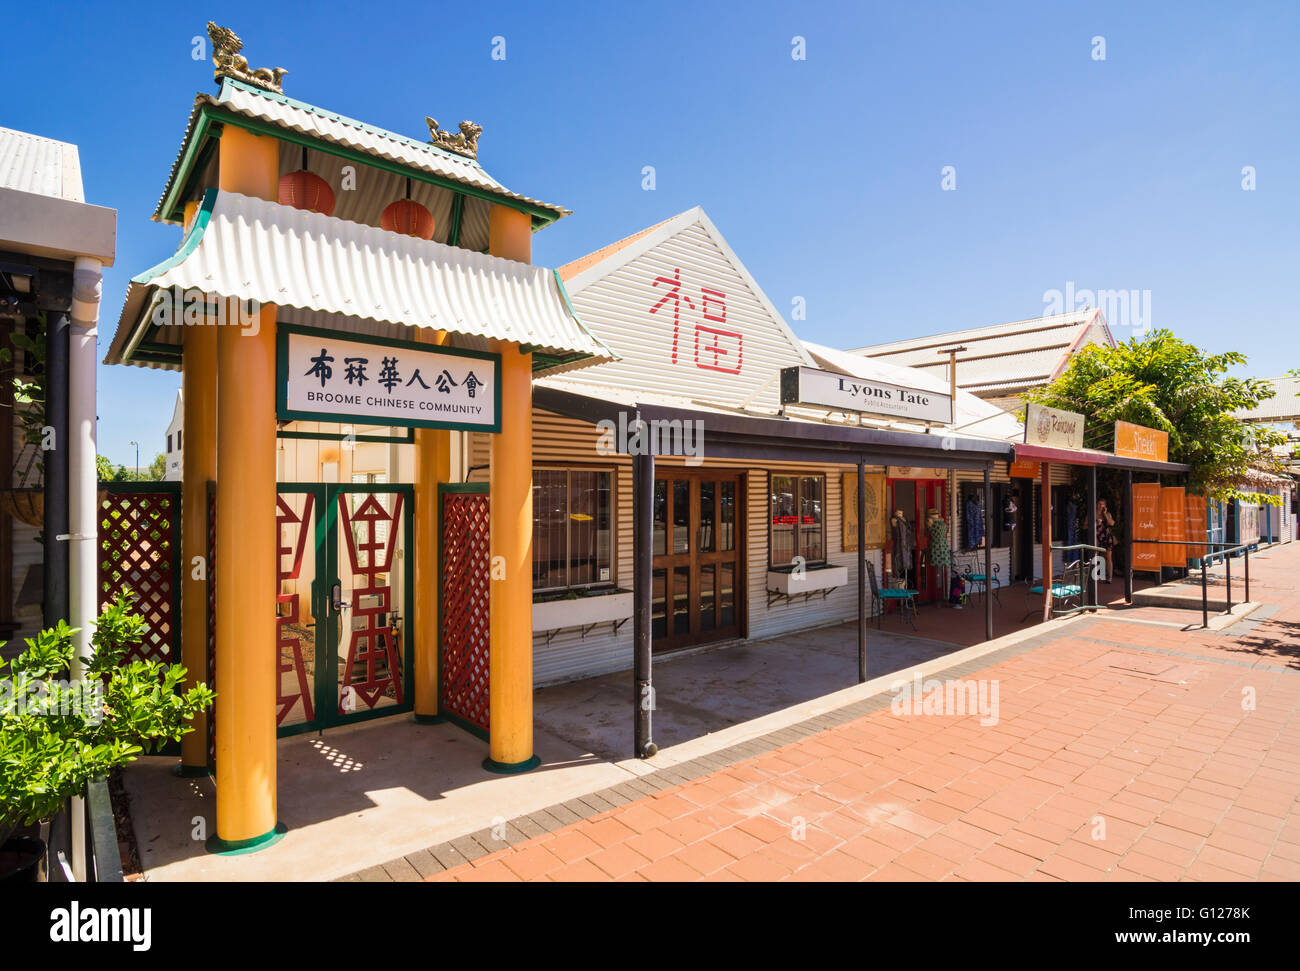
[121,616,994,880]
[425,542,1300,881]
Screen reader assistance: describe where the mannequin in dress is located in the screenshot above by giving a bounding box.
[925,507,950,604]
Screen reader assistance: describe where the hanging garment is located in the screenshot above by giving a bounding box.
[1065,500,1079,563]
[1003,497,1017,532]
[965,496,985,548]
[890,516,915,558]
[927,517,951,566]
[890,516,915,581]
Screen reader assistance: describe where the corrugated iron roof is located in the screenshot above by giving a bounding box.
[152,79,569,224]
[0,125,84,201]
[1236,376,1300,423]
[851,309,1111,397]
[105,189,613,374]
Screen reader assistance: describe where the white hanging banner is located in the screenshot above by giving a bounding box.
[278,326,501,432]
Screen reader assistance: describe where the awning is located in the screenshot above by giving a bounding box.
[104,188,615,376]
[1014,441,1190,474]
[536,382,1014,469]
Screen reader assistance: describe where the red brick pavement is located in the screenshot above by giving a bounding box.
[433,544,1300,881]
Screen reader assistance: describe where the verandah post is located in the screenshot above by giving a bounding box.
[984,465,993,640]
[857,459,867,682]
[633,444,656,756]
[213,123,280,849]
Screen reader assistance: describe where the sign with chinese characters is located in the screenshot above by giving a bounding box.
[277,326,501,432]
[1114,420,1169,463]
[650,267,741,374]
[780,366,954,425]
[1024,403,1085,450]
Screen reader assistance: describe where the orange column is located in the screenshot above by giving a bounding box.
[178,322,216,773]
[486,341,536,771]
[413,330,450,719]
[484,202,537,771]
[489,205,532,264]
[212,124,281,848]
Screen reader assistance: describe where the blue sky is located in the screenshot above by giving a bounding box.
[4,1,1296,466]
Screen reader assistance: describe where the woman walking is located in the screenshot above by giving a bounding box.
[1094,497,1116,582]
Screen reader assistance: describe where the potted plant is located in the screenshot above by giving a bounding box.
[0,591,214,882]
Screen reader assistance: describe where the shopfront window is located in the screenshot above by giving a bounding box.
[770,474,825,566]
[533,468,614,592]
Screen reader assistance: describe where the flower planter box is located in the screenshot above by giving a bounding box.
[766,565,848,595]
[533,589,634,642]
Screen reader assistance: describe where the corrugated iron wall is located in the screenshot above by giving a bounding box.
[472,412,901,686]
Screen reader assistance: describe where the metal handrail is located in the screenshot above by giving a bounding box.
[1125,538,1254,626]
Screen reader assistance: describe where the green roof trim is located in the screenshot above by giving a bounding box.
[154,82,569,233]
[134,188,217,285]
[220,79,485,169]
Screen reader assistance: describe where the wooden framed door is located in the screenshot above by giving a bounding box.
[651,470,744,651]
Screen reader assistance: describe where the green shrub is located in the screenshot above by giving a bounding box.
[0,591,214,843]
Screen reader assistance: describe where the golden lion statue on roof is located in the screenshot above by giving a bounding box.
[426,118,483,159]
[207,22,288,94]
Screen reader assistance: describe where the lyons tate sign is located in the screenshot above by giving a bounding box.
[1024,403,1084,450]
[780,366,954,425]
[278,326,501,432]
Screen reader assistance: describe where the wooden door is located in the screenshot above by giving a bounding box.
[651,471,744,651]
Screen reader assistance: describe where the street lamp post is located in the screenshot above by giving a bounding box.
[128,440,139,480]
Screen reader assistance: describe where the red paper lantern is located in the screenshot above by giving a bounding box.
[278,170,335,216]
[381,199,436,240]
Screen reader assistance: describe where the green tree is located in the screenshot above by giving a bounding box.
[146,452,167,481]
[1024,329,1285,502]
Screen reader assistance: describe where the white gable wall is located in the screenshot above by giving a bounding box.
[560,211,811,412]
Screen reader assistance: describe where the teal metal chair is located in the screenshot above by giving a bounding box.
[1024,559,1084,619]
[959,555,1001,607]
[866,560,918,631]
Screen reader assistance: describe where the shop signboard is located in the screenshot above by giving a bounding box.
[1008,459,1040,479]
[780,366,954,425]
[278,326,501,432]
[1115,421,1169,463]
[1131,482,1162,572]
[886,467,947,480]
[1185,494,1207,560]
[1024,403,1085,450]
[1160,486,1187,567]
[1238,502,1260,546]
